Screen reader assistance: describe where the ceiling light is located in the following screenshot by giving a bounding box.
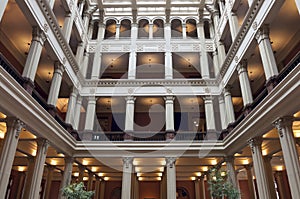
[0,131,5,139]
[276,166,284,171]
[82,160,89,165]
[191,177,196,181]
[98,173,104,177]
[262,150,268,156]
[50,160,57,165]
[157,177,162,181]
[73,172,79,177]
[18,166,26,172]
[196,172,201,177]
[104,177,109,181]
[91,167,98,172]
[211,159,217,165]
[83,177,88,181]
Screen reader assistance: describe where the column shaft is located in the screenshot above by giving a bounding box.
[125,96,135,132]
[194,180,200,199]
[199,176,206,199]
[0,118,23,197]
[224,88,235,124]
[62,13,75,42]
[149,24,153,39]
[100,181,105,199]
[182,24,187,39]
[94,179,101,199]
[121,157,133,199]
[73,96,82,130]
[0,0,8,22]
[16,172,26,199]
[44,166,55,199]
[47,62,65,106]
[166,157,176,199]
[218,95,227,129]
[217,41,226,66]
[228,12,239,40]
[165,96,175,133]
[81,52,89,78]
[274,117,300,198]
[76,42,85,66]
[263,156,277,199]
[128,51,137,79]
[97,23,105,41]
[204,97,216,131]
[91,51,102,79]
[237,60,253,106]
[225,157,238,188]
[27,138,49,199]
[197,22,210,79]
[65,88,78,125]
[22,157,35,199]
[59,157,74,198]
[245,166,255,199]
[84,97,96,131]
[213,51,220,76]
[115,24,120,39]
[165,52,173,79]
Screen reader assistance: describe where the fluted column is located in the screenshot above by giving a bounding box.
[273,117,300,198]
[244,165,255,199]
[164,96,175,134]
[149,24,154,39]
[124,96,136,134]
[81,51,89,78]
[100,180,105,199]
[228,11,239,40]
[204,96,216,133]
[225,156,238,188]
[217,41,226,66]
[197,21,210,79]
[128,51,137,79]
[91,50,102,79]
[47,62,65,106]
[83,13,91,32]
[182,23,187,39]
[94,178,101,199]
[165,52,173,79]
[65,87,78,126]
[76,42,85,66]
[237,60,253,106]
[213,51,220,76]
[0,0,8,22]
[122,157,133,199]
[73,96,82,130]
[0,118,24,197]
[263,156,277,199]
[255,26,279,81]
[45,165,55,199]
[97,23,105,41]
[78,164,85,182]
[62,12,75,42]
[22,27,46,84]
[160,172,167,199]
[87,171,94,190]
[199,176,206,199]
[115,24,121,39]
[27,138,49,199]
[166,157,176,199]
[274,171,288,199]
[223,88,235,124]
[16,172,26,199]
[84,96,96,131]
[218,95,227,129]
[248,137,272,199]
[59,157,74,198]
[194,179,200,199]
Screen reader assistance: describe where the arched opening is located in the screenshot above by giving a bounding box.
[186,19,197,38]
[138,19,150,38]
[120,19,131,38]
[153,19,164,38]
[104,19,117,39]
[171,19,183,38]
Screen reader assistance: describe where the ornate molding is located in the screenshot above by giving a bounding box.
[273,116,294,138]
[248,137,263,154]
[166,157,176,168]
[123,157,133,169]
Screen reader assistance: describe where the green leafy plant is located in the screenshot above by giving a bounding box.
[62,182,94,199]
[208,168,240,199]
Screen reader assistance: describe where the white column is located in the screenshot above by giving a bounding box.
[83,13,91,31]
[182,23,187,39]
[194,180,200,199]
[149,24,154,39]
[295,0,300,14]
[255,26,279,81]
[47,62,65,106]
[197,22,210,79]
[248,0,253,7]
[128,51,137,79]
[97,23,105,41]
[88,21,95,39]
[78,0,85,15]
[44,165,55,199]
[273,117,300,198]
[218,95,227,129]
[166,157,176,199]
[218,0,225,15]
[22,157,35,199]
[84,96,96,131]
[122,157,133,199]
[59,157,74,199]
[0,118,23,197]
[228,11,239,40]
[115,24,120,39]
[74,96,82,130]
[165,52,173,79]
[248,137,272,199]
[48,0,55,9]
[22,27,46,82]
[223,88,235,124]
[204,96,216,131]
[0,0,8,22]
[225,156,238,188]
[164,96,175,133]
[62,13,75,42]
[91,50,102,80]
[237,60,253,106]
[213,51,220,76]
[217,41,226,66]
[81,51,89,78]
[124,96,135,133]
[65,87,78,125]
[27,138,49,199]
[76,42,85,66]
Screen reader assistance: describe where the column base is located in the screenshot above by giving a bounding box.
[265,76,278,93]
[22,78,35,95]
[165,131,175,141]
[79,131,93,141]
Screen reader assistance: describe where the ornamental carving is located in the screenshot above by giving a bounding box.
[166,157,176,168]
[252,21,258,31]
[123,157,133,169]
[102,45,109,52]
[43,23,49,33]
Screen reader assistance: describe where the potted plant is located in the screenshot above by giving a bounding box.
[208,168,240,199]
[62,182,94,199]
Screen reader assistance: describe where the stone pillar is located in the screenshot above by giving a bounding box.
[218,0,225,15]
[100,180,105,199]
[82,13,91,32]
[124,96,135,138]
[44,165,55,199]
[182,23,187,39]
[133,174,139,199]
[115,24,120,39]
[244,165,255,199]
[0,0,8,22]
[22,27,46,91]
[88,21,95,39]
[78,165,85,182]
[217,41,226,66]
[237,60,253,106]
[248,137,272,199]
[273,117,300,198]
[0,118,23,196]
[27,138,49,199]
[228,11,239,40]
[165,52,173,79]
[22,157,35,199]
[218,95,227,129]
[128,51,137,79]
[76,42,85,66]
[204,96,216,138]
[16,172,26,199]
[91,50,102,79]
[160,173,167,199]
[194,179,200,199]
[166,157,176,199]
[197,22,210,79]
[263,156,277,199]
[121,157,133,199]
[223,88,235,124]
[81,51,89,78]
[48,0,56,9]
[59,157,74,198]
[73,96,82,130]
[199,176,206,199]
[62,13,75,42]
[256,26,279,91]
[65,87,78,126]
[164,96,175,140]
[225,156,238,188]
[47,62,65,106]
[97,23,105,41]
[213,51,220,76]
[149,24,154,39]
[84,96,96,131]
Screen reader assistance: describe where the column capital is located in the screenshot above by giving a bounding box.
[164,96,175,102]
[54,61,65,74]
[203,96,214,102]
[273,116,294,138]
[87,96,96,103]
[237,59,248,74]
[224,85,233,93]
[248,137,263,154]
[64,156,74,164]
[166,157,176,168]
[6,117,25,138]
[255,25,270,43]
[32,26,47,45]
[125,96,136,103]
[224,156,235,163]
[123,157,133,169]
[36,137,49,155]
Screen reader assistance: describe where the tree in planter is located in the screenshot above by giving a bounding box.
[208,168,240,199]
[62,182,94,199]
